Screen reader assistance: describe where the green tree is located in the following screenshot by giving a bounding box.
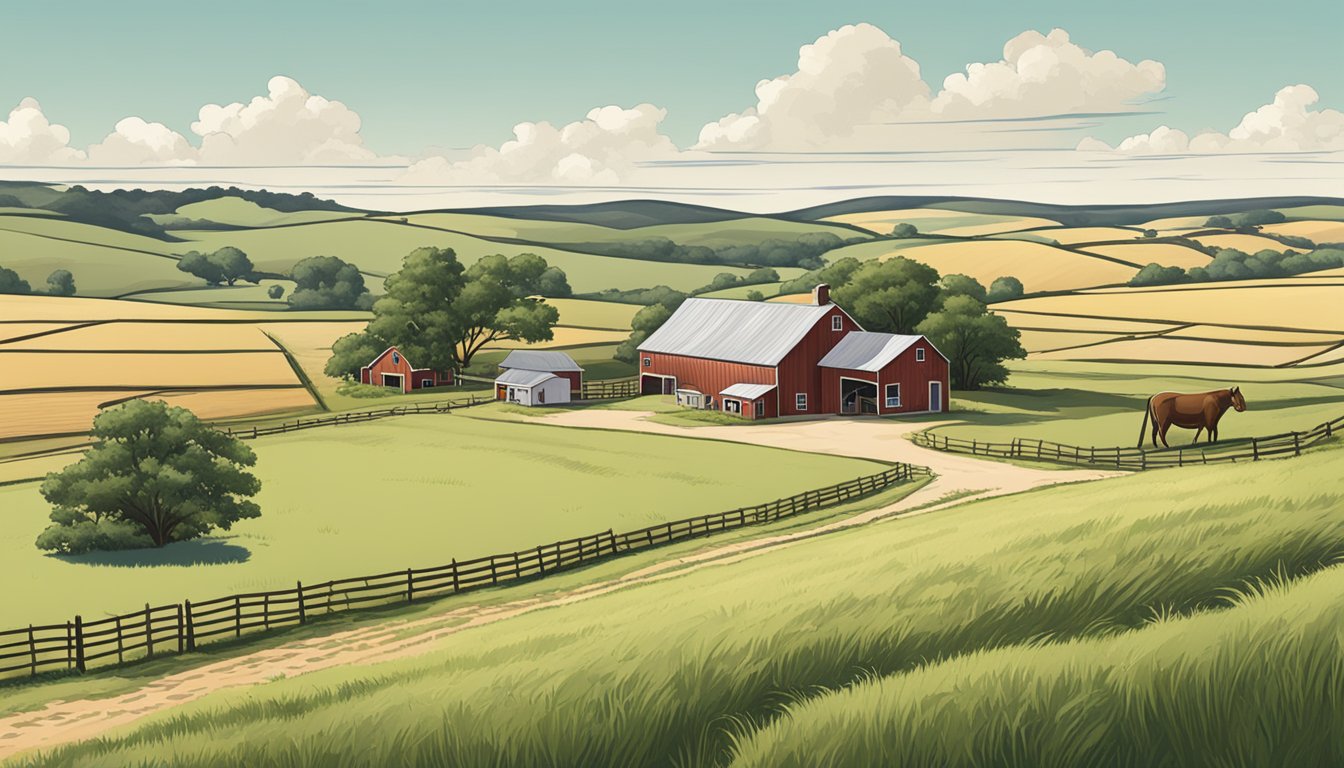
[267,284,285,299]
[745,290,765,302]
[45,269,76,296]
[615,291,687,363]
[288,255,372,310]
[939,273,987,303]
[916,295,1025,391]
[363,246,467,372]
[778,256,863,295]
[890,223,919,238]
[212,246,255,286]
[177,251,226,285]
[35,400,261,553]
[1205,215,1233,228]
[1142,229,1158,238]
[985,276,1025,303]
[325,331,390,379]
[452,254,564,367]
[0,266,32,294]
[832,257,941,334]
[1129,263,1188,287]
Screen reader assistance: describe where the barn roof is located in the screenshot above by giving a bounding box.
[818,332,925,372]
[637,298,838,366]
[495,368,559,387]
[720,382,776,399]
[499,350,584,372]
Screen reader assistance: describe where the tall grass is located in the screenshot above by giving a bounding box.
[18,446,1344,767]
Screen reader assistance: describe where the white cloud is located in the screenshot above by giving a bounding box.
[931,28,1165,118]
[87,117,198,165]
[403,103,677,184]
[1081,85,1344,154]
[0,98,86,164]
[696,23,929,150]
[190,76,376,164]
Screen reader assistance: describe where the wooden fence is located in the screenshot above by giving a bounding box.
[912,413,1343,471]
[221,395,492,439]
[0,463,926,681]
[580,377,639,400]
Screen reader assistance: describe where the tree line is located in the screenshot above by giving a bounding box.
[0,266,76,296]
[1129,247,1344,287]
[575,232,860,270]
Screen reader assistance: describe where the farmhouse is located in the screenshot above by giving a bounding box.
[498,350,584,395]
[359,346,454,393]
[637,285,948,419]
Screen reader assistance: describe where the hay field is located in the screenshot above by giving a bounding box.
[1162,325,1342,344]
[1192,233,1295,252]
[1261,220,1344,243]
[1011,226,1144,244]
[1031,336,1333,366]
[0,351,297,391]
[992,311,1178,334]
[1000,284,1344,332]
[0,294,362,323]
[1015,329,1127,354]
[545,298,639,330]
[1140,215,1208,230]
[1077,242,1211,269]
[893,240,1137,292]
[0,321,279,351]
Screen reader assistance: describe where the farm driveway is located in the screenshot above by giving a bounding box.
[0,414,1117,761]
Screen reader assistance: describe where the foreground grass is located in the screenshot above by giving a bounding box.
[19,445,1344,767]
[0,413,885,627]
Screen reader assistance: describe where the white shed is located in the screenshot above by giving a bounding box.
[495,367,572,407]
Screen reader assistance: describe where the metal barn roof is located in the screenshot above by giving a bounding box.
[720,383,776,399]
[495,368,559,387]
[637,298,836,366]
[818,332,924,372]
[499,350,584,372]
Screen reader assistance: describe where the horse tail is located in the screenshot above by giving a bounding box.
[1137,395,1154,448]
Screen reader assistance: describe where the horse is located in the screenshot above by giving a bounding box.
[1137,387,1246,448]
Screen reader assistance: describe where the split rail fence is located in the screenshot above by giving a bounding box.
[221,395,492,440]
[0,463,926,682]
[912,412,1343,471]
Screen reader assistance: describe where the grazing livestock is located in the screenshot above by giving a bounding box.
[1138,387,1247,448]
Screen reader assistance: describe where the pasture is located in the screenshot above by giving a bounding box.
[893,239,1138,292]
[822,208,1056,236]
[0,413,887,628]
[21,442,1344,767]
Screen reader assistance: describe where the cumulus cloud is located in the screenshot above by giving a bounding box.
[87,117,198,165]
[191,76,376,164]
[695,25,1166,151]
[696,23,929,150]
[403,103,677,184]
[0,98,85,164]
[932,29,1165,118]
[1080,84,1344,154]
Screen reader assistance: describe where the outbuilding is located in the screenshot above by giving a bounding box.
[817,331,949,414]
[498,350,584,396]
[495,367,571,407]
[359,346,454,393]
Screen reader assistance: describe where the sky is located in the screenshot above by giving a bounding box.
[1,0,1341,210]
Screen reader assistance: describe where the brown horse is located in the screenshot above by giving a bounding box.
[1138,387,1247,448]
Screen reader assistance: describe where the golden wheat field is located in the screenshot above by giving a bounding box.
[1032,336,1333,366]
[1140,215,1208,230]
[991,311,1178,334]
[1162,325,1343,344]
[1015,329,1128,353]
[1261,220,1344,243]
[934,216,1060,237]
[997,283,1344,333]
[1192,233,1295,252]
[1013,226,1145,244]
[0,351,298,391]
[1077,242,1211,269]
[0,323,78,343]
[0,322,277,351]
[1297,343,1344,366]
[894,240,1137,292]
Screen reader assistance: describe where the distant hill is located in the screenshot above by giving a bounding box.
[783,195,1344,228]
[444,199,754,230]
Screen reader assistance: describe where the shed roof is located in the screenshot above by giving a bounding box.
[495,368,559,388]
[818,332,925,372]
[499,350,584,372]
[720,382,776,400]
[637,298,837,366]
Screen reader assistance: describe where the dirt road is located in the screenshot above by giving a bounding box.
[0,413,1117,761]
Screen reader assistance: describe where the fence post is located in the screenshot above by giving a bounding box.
[145,603,154,658]
[28,625,36,676]
[235,596,242,638]
[184,600,195,651]
[176,604,184,653]
[1252,438,1260,461]
[296,582,306,624]
[536,545,546,575]
[73,615,85,673]
[1294,432,1301,456]
[489,557,499,585]
[263,594,271,630]
[115,615,124,665]
[406,568,415,602]
[450,559,460,593]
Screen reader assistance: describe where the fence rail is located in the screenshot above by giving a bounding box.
[580,377,639,400]
[0,463,927,682]
[221,395,492,439]
[912,413,1343,471]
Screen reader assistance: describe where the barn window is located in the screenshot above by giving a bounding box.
[795,393,808,411]
[831,315,843,331]
[643,357,651,367]
[391,351,401,365]
[755,399,765,414]
[885,383,901,408]
[916,348,925,362]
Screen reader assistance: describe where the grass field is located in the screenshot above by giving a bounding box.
[18,441,1343,767]
[145,198,357,228]
[823,208,1057,236]
[0,412,886,628]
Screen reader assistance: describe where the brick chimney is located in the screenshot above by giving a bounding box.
[812,283,831,305]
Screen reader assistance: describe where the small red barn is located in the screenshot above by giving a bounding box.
[498,350,584,396]
[818,332,949,415]
[358,346,454,393]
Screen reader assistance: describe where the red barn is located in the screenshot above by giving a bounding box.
[497,350,584,396]
[637,284,948,420]
[358,346,454,393]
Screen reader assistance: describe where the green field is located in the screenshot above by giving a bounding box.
[928,360,1344,447]
[0,228,187,297]
[0,413,885,628]
[146,198,358,228]
[19,440,1343,767]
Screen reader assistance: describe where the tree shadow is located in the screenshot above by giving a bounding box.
[55,539,251,568]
